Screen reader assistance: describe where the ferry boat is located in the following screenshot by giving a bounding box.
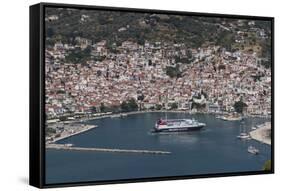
[154,118,206,132]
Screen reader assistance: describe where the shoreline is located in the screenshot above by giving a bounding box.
[49,110,271,125]
[46,111,271,145]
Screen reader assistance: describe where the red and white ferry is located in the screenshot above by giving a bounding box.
[154,118,206,132]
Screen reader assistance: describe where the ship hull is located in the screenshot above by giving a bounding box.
[154,125,205,132]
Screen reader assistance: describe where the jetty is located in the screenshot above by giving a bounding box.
[249,122,271,145]
[47,125,97,144]
[46,144,171,155]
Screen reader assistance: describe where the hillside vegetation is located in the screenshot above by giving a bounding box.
[45,8,272,66]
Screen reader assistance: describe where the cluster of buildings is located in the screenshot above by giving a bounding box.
[45,36,271,119]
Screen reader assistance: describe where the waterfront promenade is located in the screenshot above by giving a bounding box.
[62,110,202,124]
[49,110,271,125]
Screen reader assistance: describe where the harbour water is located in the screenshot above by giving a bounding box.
[46,112,271,184]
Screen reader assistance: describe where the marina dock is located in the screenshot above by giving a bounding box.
[46,144,171,155]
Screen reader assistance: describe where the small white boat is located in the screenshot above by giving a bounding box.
[248,146,259,155]
[237,132,250,139]
[217,114,242,121]
[64,143,73,147]
[110,114,121,118]
[251,126,257,130]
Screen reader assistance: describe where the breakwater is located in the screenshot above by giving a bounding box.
[47,144,171,155]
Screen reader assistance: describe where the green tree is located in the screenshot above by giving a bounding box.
[65,46,92,64]
[127,98,138,111]
[233,99,247,113]
[216,31,235,51]
[137,94,145,101]
[155,104,162,110]
[187,50,193,60]
[170,102,178,110]
[166,65,182,78]
[121,98,138,112]
[59,116,68,121]
[263,160,271,171]
[100,103,107,113]
[109,105,121,113]
[46,128,56,136]
[121,101,129,112]
[90,106,96,113]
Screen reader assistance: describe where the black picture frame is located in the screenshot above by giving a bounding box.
[30,2,274,188]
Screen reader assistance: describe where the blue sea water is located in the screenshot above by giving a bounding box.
[46,113,271,184]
